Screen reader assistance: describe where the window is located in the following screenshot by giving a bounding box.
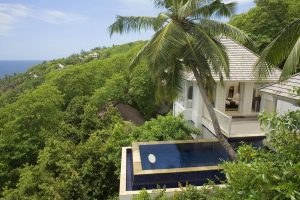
[187,86,193,108]
[188,86,193,100]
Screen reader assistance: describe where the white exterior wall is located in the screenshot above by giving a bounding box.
[260,92,300,115]
[276,100,299,115]
[260,93,276,113]
[190,82,204,128]
[174,80,205,128]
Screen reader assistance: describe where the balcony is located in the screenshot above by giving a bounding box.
[202,107,265,138]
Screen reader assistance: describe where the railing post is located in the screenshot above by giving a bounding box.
[213,108,232,138]
[228,117,232,138]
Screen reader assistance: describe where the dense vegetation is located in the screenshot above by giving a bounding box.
[0,42,200,199]
[1,1,300,199]
[229,0,300,52]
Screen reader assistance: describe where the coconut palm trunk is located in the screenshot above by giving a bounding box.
[109,0,252,160]
[191,65,236,159]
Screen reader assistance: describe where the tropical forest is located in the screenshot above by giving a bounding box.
[0,0,299,200]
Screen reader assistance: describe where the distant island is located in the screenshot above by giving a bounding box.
[0,60,44,78]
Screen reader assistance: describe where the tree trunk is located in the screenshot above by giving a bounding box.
[190,65,237,160]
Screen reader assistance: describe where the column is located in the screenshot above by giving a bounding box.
[214,83,226,113]
[239,82,254,115]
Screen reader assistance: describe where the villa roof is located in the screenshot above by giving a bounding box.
[260,73,300,100]
[185,38,281,82]
[98,102,145,126]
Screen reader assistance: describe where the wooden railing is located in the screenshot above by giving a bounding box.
[203,106,232,137]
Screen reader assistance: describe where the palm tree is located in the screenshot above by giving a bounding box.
[109,0,251,160]
[255,19,300,80]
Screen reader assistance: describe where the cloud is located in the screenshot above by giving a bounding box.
[0,3,87,36]
[35,10,87,25]
[0,3,30,35]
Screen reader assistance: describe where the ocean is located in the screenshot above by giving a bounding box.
[0,60,44,79]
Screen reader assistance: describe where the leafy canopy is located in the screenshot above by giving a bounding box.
[229,0,300,53]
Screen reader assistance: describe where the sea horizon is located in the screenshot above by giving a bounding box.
[0,60,44,79]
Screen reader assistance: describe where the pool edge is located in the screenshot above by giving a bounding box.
[119,146,226,200]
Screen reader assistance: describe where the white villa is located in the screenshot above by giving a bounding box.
[260,72,300,115]
[173,38,281,139]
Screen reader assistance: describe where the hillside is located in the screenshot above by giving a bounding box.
[0,41,199,199]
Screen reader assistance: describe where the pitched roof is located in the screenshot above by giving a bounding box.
[260,73,300,100]
[98,102,145,126]
[185,38,281,82]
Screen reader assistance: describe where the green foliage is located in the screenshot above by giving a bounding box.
[90,73,129,108]
[259,110,300,159]
[133,189,152,200]
[0,41,161,198]
[133,185,211,200]
[134,115,200,141]
[64,96,90,126]
[254,19,300,79]
[1,95,195,200]
[3,135,115,199]
[0,84,64,189]
[48,64,103,105]
[229,0,300,52]
[128,63,157,118]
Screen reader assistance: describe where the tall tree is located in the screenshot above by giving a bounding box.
[230,0,300,52]
[255,19,300,79]
[109,0,251,159]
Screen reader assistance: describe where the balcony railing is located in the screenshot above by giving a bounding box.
[203,106,232,137]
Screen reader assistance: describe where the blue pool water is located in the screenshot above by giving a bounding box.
[126,140,263,191]
[139,142,230,170]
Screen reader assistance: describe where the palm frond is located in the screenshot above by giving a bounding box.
[255,19,300,79]
[213,1,236,18]
[191,0,236,19]
[178,0,198,19]
[152,0,173,9]
[155,63,185,104]
[182,38,213,83]
[131,21,186,71]
[198,19,252,43]
[182,33,212,76]
[191,25,230,80]
[109,16,158,36]
[153,13,170,31]
[281,37,300,79]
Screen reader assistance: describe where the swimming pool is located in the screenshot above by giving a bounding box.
[139,142,230,170]
[127,139,231,190]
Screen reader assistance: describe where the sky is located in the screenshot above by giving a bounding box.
[0,0,255,60]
